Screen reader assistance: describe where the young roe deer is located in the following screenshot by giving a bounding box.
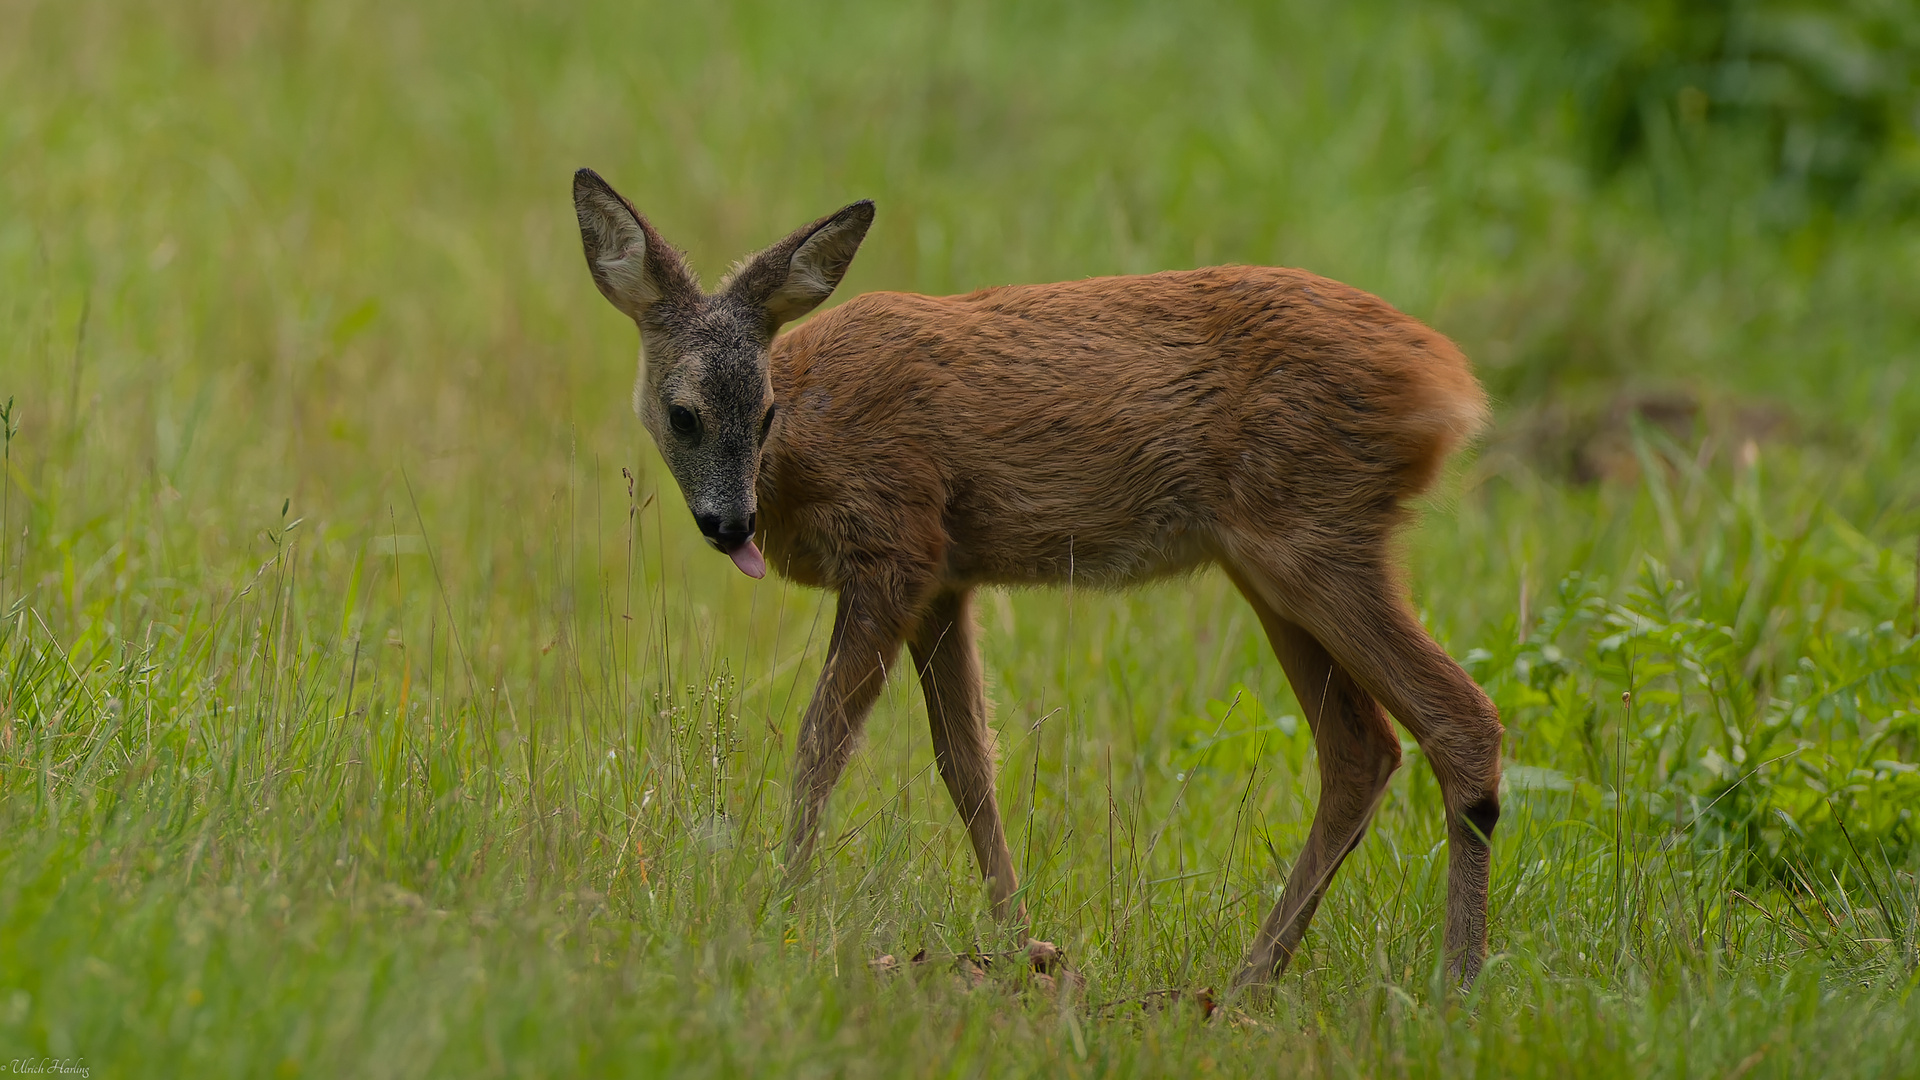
[572,167,1504,986]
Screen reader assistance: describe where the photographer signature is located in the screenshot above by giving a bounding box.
[6,1060,89,1077]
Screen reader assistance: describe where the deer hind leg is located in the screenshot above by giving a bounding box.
[1230,545,1504,985]
[908,588,1025,927]
[1225,567,1401,988]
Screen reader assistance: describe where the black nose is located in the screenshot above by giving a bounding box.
[693,511,756,551]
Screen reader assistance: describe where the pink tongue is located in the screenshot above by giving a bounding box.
[728,539,766,579]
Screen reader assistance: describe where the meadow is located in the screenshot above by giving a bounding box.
[3,0,1920,1074]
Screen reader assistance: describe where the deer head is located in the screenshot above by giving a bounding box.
[572,168,873,577]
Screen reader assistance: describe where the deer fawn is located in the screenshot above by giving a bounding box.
[572,167,1503,986]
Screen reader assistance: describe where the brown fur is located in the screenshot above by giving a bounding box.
[572,170,1504,987]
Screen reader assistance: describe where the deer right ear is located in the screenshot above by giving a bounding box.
[572,168,696,322]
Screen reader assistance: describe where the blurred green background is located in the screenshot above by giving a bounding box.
[4,1,1920,1076]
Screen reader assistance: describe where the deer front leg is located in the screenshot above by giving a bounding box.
[783,575,922,873]
[908,589,1024,928]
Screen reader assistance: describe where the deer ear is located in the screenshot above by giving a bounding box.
[725,200,875,326]
[573,168,698,322]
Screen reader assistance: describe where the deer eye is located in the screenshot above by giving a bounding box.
[668,405,700,440]
[759,404,776,446]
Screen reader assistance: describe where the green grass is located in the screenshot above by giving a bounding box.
[4,0,1920,1075]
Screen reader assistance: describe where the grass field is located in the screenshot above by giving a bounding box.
[5,0,1920,1075]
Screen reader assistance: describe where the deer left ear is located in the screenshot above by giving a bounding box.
[725,200,875,327]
